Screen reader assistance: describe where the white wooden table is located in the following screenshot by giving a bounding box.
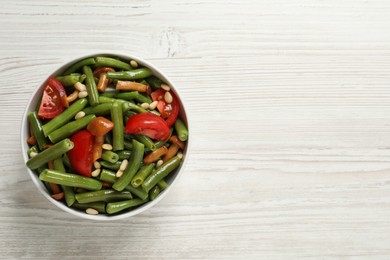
[1,0,390,259]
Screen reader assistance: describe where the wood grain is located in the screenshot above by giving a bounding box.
[1,0,390,259]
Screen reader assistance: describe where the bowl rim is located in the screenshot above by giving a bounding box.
[20,52,191,221]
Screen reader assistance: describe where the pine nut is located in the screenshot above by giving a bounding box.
[177,152,183,159]
[74,82,87,92]
[149,101,158,110]
[120,159,128,171]
[140,103,149,109]
[78,91,88,98]
[116,170,123,178]
[102,144,113,150]
[75,111,85,120]
[86,208,99,215]
[94,161,101,169]
[161,84,171,91]
[164,91,173,104]
[130,60,138,68]
[30,152,38,157]
[91,168,101,177]
[156,159,163,167]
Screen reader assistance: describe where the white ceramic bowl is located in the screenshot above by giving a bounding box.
[21,53,190,220]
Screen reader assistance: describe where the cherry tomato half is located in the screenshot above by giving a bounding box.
[48,77,68,108]
[38,85,64,119]
[125,113,170,141]
[151,88,179,127]
[68,130,94,177]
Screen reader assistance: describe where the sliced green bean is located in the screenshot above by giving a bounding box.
[112,140,144,191]
[26,139,74,170]
[83,66,99,106]
[42,98,88,136]
[48,114,96,143]
[72,202,106,213]
[106,198,148,214]
[82,103,112,116]
[63,57,96,75]
[124,140,133,150]
[142,156,181,192]
[175,119,188,141]
[117,150,131,160]
[101,150,119,164]
[98,96,127,104]
[107,68,152,80]
[100,92,116,98]
[116,92,152,104]
[39,169,102,190]
[157,179,168,190]
[54,157,75,207]
[75,189,132,204]
[95,57,132,71]
[131,163,155,188]
[146,76,163,90]
[135,134,156,151]
[111,102,124,151]
[99,169,148,200]
[100,160,122,171]
[56,74,85,87]
[149,185,161,201]
[27,111,48,150]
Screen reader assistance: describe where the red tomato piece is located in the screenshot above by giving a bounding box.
[38,85,64,119]
[151,89,180,127]
[87,117,114,136]
[125,113,170,140]
[48,77,68,108]
[68,130,94,177]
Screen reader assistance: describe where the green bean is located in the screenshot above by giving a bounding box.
[99,169,148,200]
[83,66,99,106]
[26,139,74,170]
[146,76,163,90]
[48,114,96,143]
[82,103,112,116]
[131,163,155,188]
[72,202,106,213]
[54,157,75,207]
[101,150,119,163]
[62,153,71,169]
[112,140,144,191]
[142,156,181,192]
[175,119,188,141]
[117,150,131,160]
[39,169,102,190]
[107,68,153,80]
[121,101,147,113]
[135,134,156,151]
[115,91,138,100]
[116,92,152,104]
[56,74,85,87]
[27,111,48,150]
[100,92,116,98]
[95,57,132,71]
[98,96,127,104]
[63,57,96,75]
[157,179,168,190]
[124,140,133,150]
[100,160,122,171]
[149,185,161,201]
[111,102,124,151]
[75,189,132,204]
[106,198,148,214]
[42,98,88,136]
